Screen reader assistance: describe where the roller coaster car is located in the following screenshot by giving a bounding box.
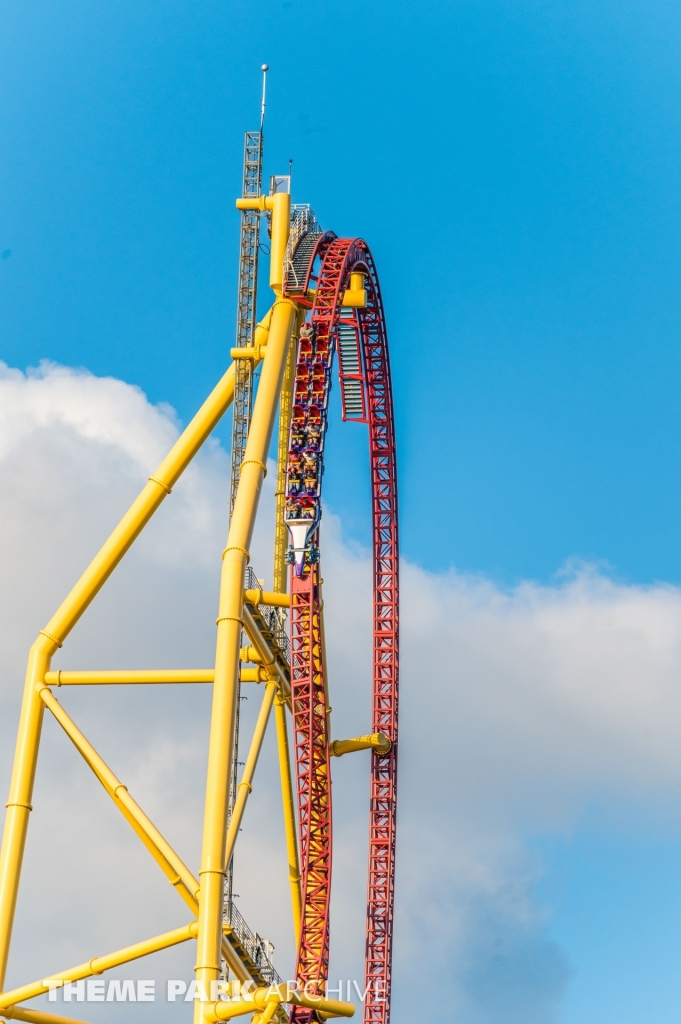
[310,378,326,401]
[295,366,310,392]
[299,337,313,362]
[292,405,306,427]
[299,322,315,340]
[315,336,329,359]
[307,405,324,427]
[291,429,305,449]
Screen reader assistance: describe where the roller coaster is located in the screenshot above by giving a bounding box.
[0,87,399,1024]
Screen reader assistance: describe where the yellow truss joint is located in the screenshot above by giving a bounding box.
[329,732,392,757]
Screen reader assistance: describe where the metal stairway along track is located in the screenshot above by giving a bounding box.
[222,914,288,1024]
[286,230,322,294]
[243,566,291,683]
[222,900,284,990]
[337,310,367,421]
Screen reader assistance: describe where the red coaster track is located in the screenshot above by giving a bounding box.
[285,238,399,1024]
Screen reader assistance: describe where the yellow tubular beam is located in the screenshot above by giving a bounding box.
[241,667,269,683]
[274,693,301,942]
[0,308,275,992]
[244,589,291,610]
[44,670,214,686]
[329,733,392,758]
[235,195,291,292]
[253,999,279,1024]
[3,1006,94,1024]
[42,667,267,686]
[205,983,354,1023]
[240,646,262,663]
[246,304,301,944]
[230,346,268,360]
[273,306,303,593]
[38,687,199,910]
[196,289,297,1023]
[223,681,277,871]
[0,923,198,1009]
[33,704,248,985]
[0,637,49,993]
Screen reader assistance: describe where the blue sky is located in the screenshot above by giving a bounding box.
[3,1,681,1021]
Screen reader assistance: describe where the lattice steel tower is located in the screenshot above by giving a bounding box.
[225,66,267,926]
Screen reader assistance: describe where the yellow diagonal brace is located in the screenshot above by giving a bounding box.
[4,1006,94,1024]
[36,692,257,985]
[223,681,277,871]
[0,309,275,991]
[38,686,199,908]
[0,922,198,1009]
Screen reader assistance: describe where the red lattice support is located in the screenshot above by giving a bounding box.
[290,560,332,1019]
[285,236,398,1024]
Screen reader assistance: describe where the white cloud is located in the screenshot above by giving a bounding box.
[2,361,681,1023]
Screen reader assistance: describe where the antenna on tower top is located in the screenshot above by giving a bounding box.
[260,64,269,132]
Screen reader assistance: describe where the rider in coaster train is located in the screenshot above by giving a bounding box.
[288,467,303,494]
[285,496,301,518]
[299,495,316,520]
[306,424,321,449]
[302,450,318,492]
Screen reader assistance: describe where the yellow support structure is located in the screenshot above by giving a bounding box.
[223,681,277,871]
[38,685,200,908]
[44,669,215,685]
[329,733,392,757]
[42,669,268,685]
[244,588,291,609]
[0,923,199,1009]
[274,692,302,942]
[0,158,357,1023]
[3,1006,94,1024]
[193,190,295,1023]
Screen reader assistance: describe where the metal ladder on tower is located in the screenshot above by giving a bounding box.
[225,127,263,934]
